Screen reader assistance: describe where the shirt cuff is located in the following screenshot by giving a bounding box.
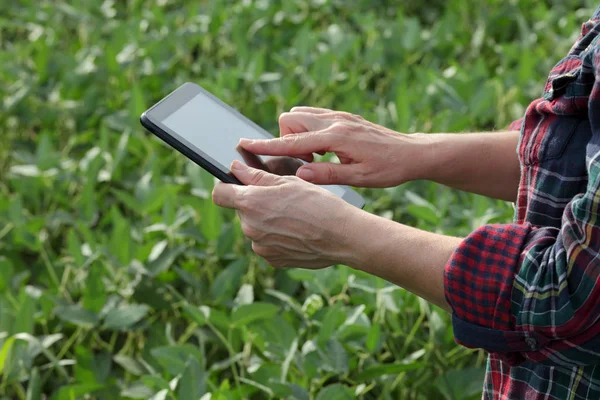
[509,117,524,131]
[444,223,533,364]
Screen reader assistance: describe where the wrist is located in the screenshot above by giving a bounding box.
[391,132,439,183]
[337,209,394,272]
[336,208,374,268]
[408,133,444,182]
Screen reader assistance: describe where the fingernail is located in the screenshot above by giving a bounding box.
[298,168,315,182]
[231,161,244,171]
[239,138,254,146]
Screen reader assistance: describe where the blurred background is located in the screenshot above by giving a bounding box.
[0,1,597,399]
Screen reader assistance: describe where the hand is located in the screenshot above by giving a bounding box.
[211,161,362,269]
[238,107,428,188]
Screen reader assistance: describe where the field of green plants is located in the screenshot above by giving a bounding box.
[1,0,597,399]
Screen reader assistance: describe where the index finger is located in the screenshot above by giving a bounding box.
[212,182,243,209]
[238,132,333,157]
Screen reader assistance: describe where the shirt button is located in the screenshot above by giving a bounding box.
[525,337,537,350]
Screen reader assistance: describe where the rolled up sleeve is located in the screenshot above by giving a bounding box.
[445,45,600,365]
[445,145,600,367]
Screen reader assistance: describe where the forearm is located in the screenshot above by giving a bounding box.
[416,131,521,202]
[343,211,462,312]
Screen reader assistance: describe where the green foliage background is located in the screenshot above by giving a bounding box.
[0,0,596,399]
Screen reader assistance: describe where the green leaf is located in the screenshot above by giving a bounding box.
[232,302,279,327]
[51,383,104,400]
[141,375,171,392]
[315,384,354,400]
[0,337,15,376]
[55,305,99,328]
[182,304,210,327]
[216,224,237,258]
[101,304,149,331]
[109,207,133,265]
[210,258,247,302]
[406,204,440,225]
[355,362,424,382]
[66,230,84,267]
[200,198,222,241]
[434,367,486,400]
[207,308,231,331]
[0,257,14,293]
[149,389,169,400]
[177,356,206,400]
[317,306,346,346]
[319,339,348,374]
[129,83,146,125]
[35,133,55,170]
[150,344,204,376]
[83,263,106,313]
[26,367,41,400]
[111,188,142,214]
[147,245,185,276]
[120,381,155,399]
[405,191,440,224]
[15,290,35,334]
[113,355,145,376]
[366,324,381,352]
[74,346,97,385]
[288,384,310,400]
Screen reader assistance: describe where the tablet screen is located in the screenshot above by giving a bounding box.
[161,92,346,197]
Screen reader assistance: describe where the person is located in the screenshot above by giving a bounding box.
[212,6,600,400]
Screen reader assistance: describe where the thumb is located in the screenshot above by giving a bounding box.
[231,161,281,186]
[296,163,356,185]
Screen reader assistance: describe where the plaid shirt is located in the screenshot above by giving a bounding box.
[444,7,600,400]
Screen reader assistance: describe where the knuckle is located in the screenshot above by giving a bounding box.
[281,134,306,150]
[253,171,270,186]
[241,221,259,240]
[325,164,338,183]
[240,220,251,236]
[247,170,265,185]
[355,164,370,184]
[278,112,291,124]
[251,242,266,257]
[235,188,249,210]
[337,111,354,120]
[328,121,349,133]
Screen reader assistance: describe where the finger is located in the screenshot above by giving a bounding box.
[238,132,333,157]
[235,143,269,171]
[264,156,304,176]
[279,111,328,135]
[290,106,333,114]
[212,182,243,209]
[297,154,314,162]
[231,160,281,186]
[296,163,357,185]
[278,111,332,163]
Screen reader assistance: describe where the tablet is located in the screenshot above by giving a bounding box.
[140,82,365,208]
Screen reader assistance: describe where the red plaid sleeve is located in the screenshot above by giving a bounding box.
[508,117,524,131]
[444,42,600,368]
[444,224,534,365]
[446,117,600,367]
